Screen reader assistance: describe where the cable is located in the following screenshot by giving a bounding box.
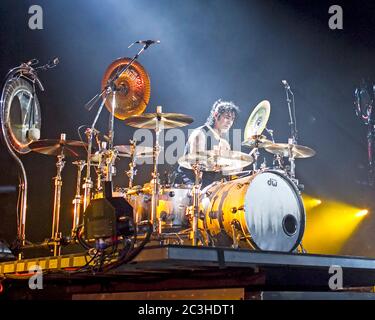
[101,221,152,273]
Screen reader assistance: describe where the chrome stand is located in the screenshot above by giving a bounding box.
[126,140,137,189]
[151,106,163,233]
[51,133,66,256]
[191,164,203,246]
[82,95,107,212]
[72,160,85,238]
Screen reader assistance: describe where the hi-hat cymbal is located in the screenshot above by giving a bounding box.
[29,139,88,158]
[114,145,153,158]
[101,57,151,120]
[244,100,271,140]
[123,112,194,129]
[242,134,274,149]
[178,150,253,172]
[265,143,316,158]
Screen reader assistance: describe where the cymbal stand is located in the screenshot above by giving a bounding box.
[283,81,298,181]
[72,160,86,238]
[51,133,66,256]
[273,153,284,170]
[191,163,203,246]
[288,139,299,186]
[83,96,108,211]
[151,106,163,233]
[126,139,137,189]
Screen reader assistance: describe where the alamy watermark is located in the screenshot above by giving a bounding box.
[28,265,43,290]
[328,5,343,30]
[28,5,43,30]
[328,265,343,290]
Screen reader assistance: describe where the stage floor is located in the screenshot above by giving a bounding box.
[1,245,375,299]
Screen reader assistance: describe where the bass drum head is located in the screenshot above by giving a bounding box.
[244,171,305,252]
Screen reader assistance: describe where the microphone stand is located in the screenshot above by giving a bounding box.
[283,81,298,180]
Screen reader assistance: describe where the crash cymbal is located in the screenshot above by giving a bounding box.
[178,150,253,172]
[265,143,316,158]
[29,139,88,158]
[244,100,271,140]
[242,134,274,148]
[114,145,153,158]
[123,112,194,129]
[101,57,151,120]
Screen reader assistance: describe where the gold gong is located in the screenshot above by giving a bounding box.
[101,57,151,120]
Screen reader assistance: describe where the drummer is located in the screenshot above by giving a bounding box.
[175,99,240,188]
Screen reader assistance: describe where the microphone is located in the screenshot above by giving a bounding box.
[128,40,161,48]
[48,57,59,68]
[282,80,290,90]
[136,40,160,45]
[35,57,60,71]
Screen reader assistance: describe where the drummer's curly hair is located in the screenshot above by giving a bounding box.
[206,99,240,127]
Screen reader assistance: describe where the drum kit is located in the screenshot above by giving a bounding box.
[26,92,315,256]
[0,43,316,257]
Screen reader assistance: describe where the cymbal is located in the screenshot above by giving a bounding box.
[101,57,151,120]
[123,112,194,129]
[29,139,88,158]
[178,150,253,172]
[242,134,274,148]
[265,143,316,158]
[114,145,153,158]
[244,100,271,140]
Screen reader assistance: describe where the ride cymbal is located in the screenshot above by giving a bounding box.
[123,112,194,129]
[265,143,316,158]
[242,134,274,148]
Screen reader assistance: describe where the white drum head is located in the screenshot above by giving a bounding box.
[244,171,305,252]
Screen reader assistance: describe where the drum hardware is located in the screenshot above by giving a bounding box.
[191,163,203,246]
[124,107,194,234]
[29,135,90,255]
[242,135,272,172]
[282,80,298,143]
[178,150,253,173]
[71,160,86,239]
[83,41,154,211]
[51,136,65,257]
[230,220,242,249]
[117,141,154,189]
[244,100,271,141]
[126,140,137,189]
[178,149,252,246]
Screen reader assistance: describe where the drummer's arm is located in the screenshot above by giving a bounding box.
[188,130,206,154]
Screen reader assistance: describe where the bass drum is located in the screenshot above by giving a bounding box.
[201,170,305,252]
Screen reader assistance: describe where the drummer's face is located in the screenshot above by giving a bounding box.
[215,111,235,132]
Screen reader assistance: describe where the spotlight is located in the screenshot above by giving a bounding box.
[355,209,368,217]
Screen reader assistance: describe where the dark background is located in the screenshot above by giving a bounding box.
[1,0,375,256]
